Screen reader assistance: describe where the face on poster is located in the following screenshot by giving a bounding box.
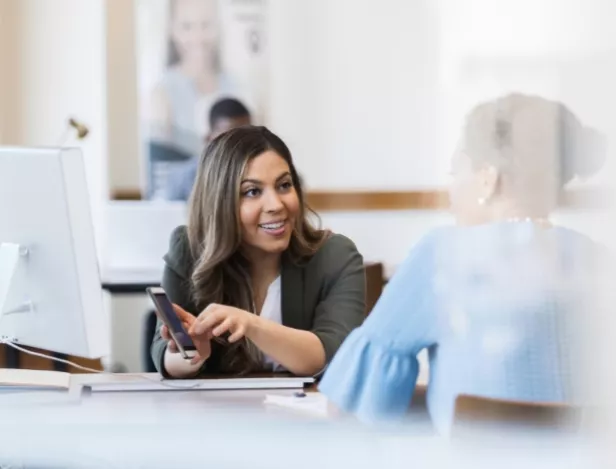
[135,0,267,198]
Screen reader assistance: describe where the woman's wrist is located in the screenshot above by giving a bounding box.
[244,312,262,341]
[163,346,206,378]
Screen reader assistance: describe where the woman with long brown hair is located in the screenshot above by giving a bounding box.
[151,126,366,377]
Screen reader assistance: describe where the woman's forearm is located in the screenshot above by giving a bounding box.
[246,317,326,376]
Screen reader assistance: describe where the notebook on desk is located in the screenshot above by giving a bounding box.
[0,370,313,393]
[0,369,72,390]
[80,374,314,392]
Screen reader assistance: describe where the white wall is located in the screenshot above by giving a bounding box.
[0,0,20,144]
[267,0,447,190]
[105,0,616,191]
[436,0,616,188]
[273,0,616,190]
[1,0,109,259]
[104,0,448,191]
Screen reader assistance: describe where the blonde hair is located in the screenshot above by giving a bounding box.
[463,93,605,211]
[186,126,326,374]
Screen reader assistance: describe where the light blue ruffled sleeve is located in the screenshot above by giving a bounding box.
[318,231,440,422]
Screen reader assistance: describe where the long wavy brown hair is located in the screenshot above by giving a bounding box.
[186,126,327,374]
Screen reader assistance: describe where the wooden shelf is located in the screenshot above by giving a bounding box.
[110,187,609,211]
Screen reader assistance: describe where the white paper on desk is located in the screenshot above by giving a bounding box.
[263,393,329,417]
[0,369,71,389]
[0,370,81,407]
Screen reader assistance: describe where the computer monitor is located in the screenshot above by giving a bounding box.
[0,147,108,358]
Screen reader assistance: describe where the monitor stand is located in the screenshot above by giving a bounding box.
[1,243,74,372]
[0,243,33,369]
[0,243,33,324]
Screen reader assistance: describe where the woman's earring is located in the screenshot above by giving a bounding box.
[477,197,486,206]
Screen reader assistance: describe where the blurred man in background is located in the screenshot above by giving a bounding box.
[167,97,252,201]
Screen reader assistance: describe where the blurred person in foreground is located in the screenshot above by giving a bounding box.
[319,93,608,434]
[168,97,252,201]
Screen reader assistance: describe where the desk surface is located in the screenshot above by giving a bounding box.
[100,267,162,293]
[0,373,588,468]
[0,379,437,468]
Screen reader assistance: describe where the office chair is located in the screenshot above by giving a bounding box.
[452,394,582,437]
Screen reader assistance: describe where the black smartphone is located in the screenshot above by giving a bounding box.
[146,287,196,359]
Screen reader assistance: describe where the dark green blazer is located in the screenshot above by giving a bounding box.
[151,226,366,376]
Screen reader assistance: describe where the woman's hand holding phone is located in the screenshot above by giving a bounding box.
[162,304,213,365]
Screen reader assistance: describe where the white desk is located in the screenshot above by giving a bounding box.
[0,381,437,468]
[101,200,185,294]
[0,380,590,469]
[101,266,162,293]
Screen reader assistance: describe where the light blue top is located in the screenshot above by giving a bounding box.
[319,222,603,434]
[167,157,198,201]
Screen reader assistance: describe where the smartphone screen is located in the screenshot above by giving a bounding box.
[147,287,195,350]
